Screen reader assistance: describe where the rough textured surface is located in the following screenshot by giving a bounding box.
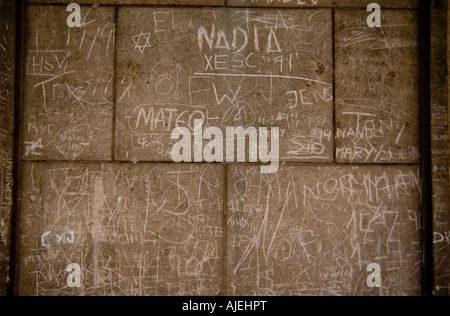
[28,0,225,5]
[27,0,418,8]
[6,1,442,297]
[116,8,334,163]
[431,0,450,296]
[227,0,418,9]
[332,0,418,9]
[227,165,422,296]
[18,163,224,296]
[335,10,420,163]
[0,0,15,297]
[22,6,115,161]
[227,0,334,7]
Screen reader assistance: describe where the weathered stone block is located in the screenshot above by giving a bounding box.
[27,0,225,5]
[18,163,224,296]
[0,0,15,296]
[227,165,422,296]
[335,10,420,163]
[116,8,334,163]
[334,0,418,9]
[227,0,333,7]
[431,0,450,296]
[22,6,115,161]
[227,0,418,9]
[0,161,13,296]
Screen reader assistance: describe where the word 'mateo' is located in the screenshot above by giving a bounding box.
[171,119,280,174]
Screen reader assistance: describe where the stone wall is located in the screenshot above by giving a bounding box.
[0,0,447,296]
[0,0,15,297]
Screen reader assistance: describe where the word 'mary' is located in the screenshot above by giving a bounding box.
[171,119,280,174]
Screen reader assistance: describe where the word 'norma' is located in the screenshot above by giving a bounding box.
[171,119,280,174]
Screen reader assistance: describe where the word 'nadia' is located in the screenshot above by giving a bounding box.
[171,119,280,174]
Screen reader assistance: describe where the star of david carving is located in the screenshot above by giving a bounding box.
[132,32,152,54]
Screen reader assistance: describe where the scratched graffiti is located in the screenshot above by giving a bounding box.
[227,0,322,7]
[18,163,224,296]
[430,3,450,296]
[22,6,115,161]
[227,0,418,8]
[227,165,422,296]
[335,10,420,163]
[116,8,334,163]
[12,3,432,297]
[0,0,15,296]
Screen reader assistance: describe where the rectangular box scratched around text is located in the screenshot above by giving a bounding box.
[116,8,334,163]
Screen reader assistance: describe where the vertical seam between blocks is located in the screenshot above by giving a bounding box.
[111,6,119,162]
[419,0,433,296]
[332,8,337,164]
[9,0,27,297]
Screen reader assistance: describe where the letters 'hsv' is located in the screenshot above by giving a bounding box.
[367,3,381,28]
[66,3,81,28]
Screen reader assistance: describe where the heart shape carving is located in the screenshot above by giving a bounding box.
[54,124,92,160]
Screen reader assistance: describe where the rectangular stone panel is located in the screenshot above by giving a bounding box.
[0,161,13,296]
[28,0,225,5]
[116,8,334,163]
[227,0,334,7]
[27,0,418,7]
[227,165,422,296]
[0,0,15,296]
[335,10,420,163]
[17,163,224,296]
[431,1,450,296]
[335,0,418,9]
[227,0,418,9]
[22,6,115,161]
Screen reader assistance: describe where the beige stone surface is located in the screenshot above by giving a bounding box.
[227,165,422,296]
[22,6,115,161]
[0,161,13,296]
[333,0,418,9]
[335,10,420,163]
[227,0,333,7]
[26,0,418,7]
[228,0,417,8]
[0,0,15,296]
[28,0,225,5]
[3,1,438,297]
[17,163,224,296]
[116,7,334,163]
[432,0,450,296]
